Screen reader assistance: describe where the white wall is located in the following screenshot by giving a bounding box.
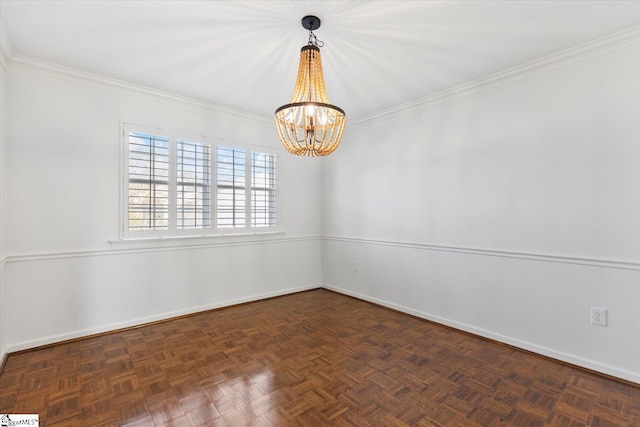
[2,59,323,352]
[0,25,7,364]
[322,39,640,383]
[2,25,639,387]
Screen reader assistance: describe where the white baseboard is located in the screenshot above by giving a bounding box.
[5,283,638,385]
[4,284,321,354]
[322,284,640,385]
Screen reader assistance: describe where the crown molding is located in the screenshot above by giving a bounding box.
[6,53,273,125]
[0,16,13,70]
[352,24,640,126]
[3,20,640,131]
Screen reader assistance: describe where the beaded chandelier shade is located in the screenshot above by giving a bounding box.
[275,16,346,157]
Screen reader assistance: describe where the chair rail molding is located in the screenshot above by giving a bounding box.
[5,235,322,264]
[322,236,640,272]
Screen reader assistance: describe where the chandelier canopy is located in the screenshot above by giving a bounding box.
[274,16,346,157]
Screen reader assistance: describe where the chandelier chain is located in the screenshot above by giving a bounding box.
[308,30,324,48]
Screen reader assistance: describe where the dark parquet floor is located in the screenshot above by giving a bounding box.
[0,289,639,426]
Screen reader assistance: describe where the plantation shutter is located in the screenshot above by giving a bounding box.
[216,146,246,228]
[251,151,277,227]
[177,139,212,230]
[127,132,170,231]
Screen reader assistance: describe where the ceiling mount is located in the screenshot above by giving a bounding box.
[301,15,321,31]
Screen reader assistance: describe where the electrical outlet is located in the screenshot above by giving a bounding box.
[591,307,607,327]
[353,260,360,271]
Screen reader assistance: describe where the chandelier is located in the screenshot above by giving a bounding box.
[275,15,346,157]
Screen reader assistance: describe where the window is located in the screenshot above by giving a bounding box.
[251,151,277,227]
[127,132,170,232]
[177,139,211,230]
[216,147,246,228]
[122,124,277,238]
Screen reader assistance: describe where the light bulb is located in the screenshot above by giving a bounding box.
[305,104,315,116]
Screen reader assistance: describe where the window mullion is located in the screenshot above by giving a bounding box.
[245,150,252,231]
[206,141,214,234]
[212,143,219,233]
[232,150,237,227]
[168,133,178,235]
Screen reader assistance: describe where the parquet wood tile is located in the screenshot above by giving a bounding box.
[1,289,639,426]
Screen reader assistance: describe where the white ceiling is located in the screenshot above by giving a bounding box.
[2,1,640,120]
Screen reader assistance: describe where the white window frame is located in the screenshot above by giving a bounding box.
[121,122,278,240]
[250,149,278,229]
[215,144,250,231]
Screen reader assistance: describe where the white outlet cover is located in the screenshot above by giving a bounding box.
[591,307,608,327]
